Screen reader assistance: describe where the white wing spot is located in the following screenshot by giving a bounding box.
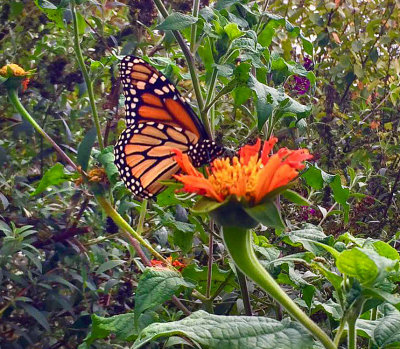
[137,81,146,90]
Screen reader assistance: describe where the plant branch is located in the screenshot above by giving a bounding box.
[71,1,104,150]
[7,88,80,172]
[152,0,212,138]
[236,268,253,316]
[206,233,213,299]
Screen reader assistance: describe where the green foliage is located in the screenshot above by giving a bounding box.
[1,0,400,348]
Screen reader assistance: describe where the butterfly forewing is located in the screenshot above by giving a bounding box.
[119,56,208,139]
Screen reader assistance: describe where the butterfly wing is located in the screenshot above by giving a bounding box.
[119,56,208,140]
[115,56,223,199]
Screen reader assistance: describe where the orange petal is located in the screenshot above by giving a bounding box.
[174,174,223,202]
[283,149,313,169]
[239,139,261,165]
[173,149,203,177]
[260,136,278,164]
[267,164,298,192]
[254,154,282,203]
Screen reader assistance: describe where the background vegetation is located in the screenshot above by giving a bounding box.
[0,0,399,348]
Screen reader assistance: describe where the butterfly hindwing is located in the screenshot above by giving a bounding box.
[114,122,199,198]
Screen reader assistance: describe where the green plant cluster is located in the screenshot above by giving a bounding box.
[0,0,399,348]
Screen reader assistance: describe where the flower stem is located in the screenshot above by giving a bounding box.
[96,195,167,264]
[70,1,104,150]
[7,88,79,172]
[347,317,356,349]
[222,226,336,349]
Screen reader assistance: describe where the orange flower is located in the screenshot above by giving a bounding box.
[370,120,380,130]
[150,256,186,272]
[0,63,29,77]
[173,137,313,205]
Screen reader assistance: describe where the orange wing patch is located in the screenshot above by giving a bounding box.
[164,98,200,138]
[142,93,163,107]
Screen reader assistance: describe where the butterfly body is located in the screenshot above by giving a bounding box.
[114,56,223,199]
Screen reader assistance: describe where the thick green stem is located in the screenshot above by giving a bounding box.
[347,317,356,349]
[96,195,167,263]
[190,0,200,53]
[7,88,79,171]
[71,1,104,150]
[222,227,336,349]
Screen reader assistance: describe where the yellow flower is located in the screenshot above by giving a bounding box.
[173,137,313,205]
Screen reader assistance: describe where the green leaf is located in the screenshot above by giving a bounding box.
[30,163,74,196]
[224,23,243,40]
[81,313,138,347]
[336,248,378,285]
[282,189,311,206]
[96,260,126,275]
[301,166,324,189]
[133,311,315,349]
[248,75,311,129]
[373,313,400,348]
[18,302,50,331]
[182,264,235,295]
[330,175,350,205]
[244,200,285,230]
[157,13,198,31]
[372,241,400,261]
[34,0,65,28]
[77,126,97,171]
[96,146,119,184]
[135,268,194,322]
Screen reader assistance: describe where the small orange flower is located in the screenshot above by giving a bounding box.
[173,137,313,205]
[370,120,380,130]
[150,256,186,272]
[21,78,30,92]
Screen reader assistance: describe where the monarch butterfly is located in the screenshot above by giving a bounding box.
[114,56,224,199]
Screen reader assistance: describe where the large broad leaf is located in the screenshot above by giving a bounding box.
[156,12,198,30]
[30,163,75,196]
[134,268,194,322]
[336,248,398,286]
[132,310,315,349]
[373,313,400,348]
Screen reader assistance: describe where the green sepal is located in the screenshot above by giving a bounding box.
[244,200,285,230]
[192,196,228,214]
